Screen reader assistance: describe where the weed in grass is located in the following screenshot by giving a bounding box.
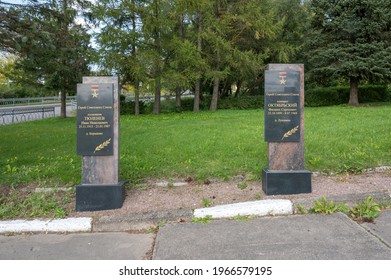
[0,187,70,219]
[310,196,338,214]
[192,215,213,224]
[237,182,248,190]
[5,157,19,174]
[309,196,381,222]
[350,196,380,223]
[202,197,212,208]
[308,156,321,166]
[310,196,349,215]
[336,202,350,214]
[337,164,365,175]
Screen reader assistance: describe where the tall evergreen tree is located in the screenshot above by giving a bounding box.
[0,0,91,117]
[93,0,145,115]
[305,0,391,105]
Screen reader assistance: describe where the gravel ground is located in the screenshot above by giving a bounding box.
[71,168,391,218]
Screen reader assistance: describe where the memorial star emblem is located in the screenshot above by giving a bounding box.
[279,72,287,85]
[91,85,99,98]
[91,90,99,98]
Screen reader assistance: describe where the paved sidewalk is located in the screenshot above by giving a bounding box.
[0,210,390,260]
[0,232,153,260]
[153,211,391,260]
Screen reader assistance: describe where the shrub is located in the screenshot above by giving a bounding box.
[305,85,389,107]
[305,87,347,107]
[218,96,263,110]
[119,95,149,115]
[358,85,390,103]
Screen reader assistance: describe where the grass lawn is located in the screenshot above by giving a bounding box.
[0,104,390,187]
[0,104,390,219]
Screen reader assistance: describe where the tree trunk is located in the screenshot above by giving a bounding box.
[193,11,203,112]
[349,77,359,106]
[210,47,221,111]
[210,2,221,112]
[60,90,66,118]
[221,80,231,97]
[152,0,161,114]
[153,76,161,114]
[59,0,69,119]
[194,80,201,112]
[235,80,242,97]
[175,87,181,110]
[175,13,184,111]
[210,76,220,111]
[134,80,140,115]
[132,1,139,116]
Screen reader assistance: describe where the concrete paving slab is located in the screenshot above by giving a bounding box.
[153,213,391,260]
[194,200,292,219]
[361,209,391,248]
[93,209,193,231]
[0,232,154,260]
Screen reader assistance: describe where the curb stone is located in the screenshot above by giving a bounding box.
[193,199,292,219]
[0,217,92,233]
[1,192,390,233]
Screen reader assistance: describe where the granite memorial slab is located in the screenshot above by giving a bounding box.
[76,83,114,156]
[262,64,312,195]
[75,76,125,211]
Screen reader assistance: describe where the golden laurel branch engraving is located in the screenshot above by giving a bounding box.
[281,126,299,140]
[94,138,111,154]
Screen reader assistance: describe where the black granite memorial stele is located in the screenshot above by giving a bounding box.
[262,64,312,195]
[75,76,125,211]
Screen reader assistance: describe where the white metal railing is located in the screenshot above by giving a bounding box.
[0,96,76,107]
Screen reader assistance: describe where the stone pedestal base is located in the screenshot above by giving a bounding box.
[262,169,311,195]
[76,181,126,211]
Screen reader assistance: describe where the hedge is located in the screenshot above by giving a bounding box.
[305,85,390,107]
[120,85,391,114]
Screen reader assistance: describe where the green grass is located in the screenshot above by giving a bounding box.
[0,118,80,187]
[0,105,390,188]
[0,187,72,219]
[305,104,391,173]
[120,110,265,181]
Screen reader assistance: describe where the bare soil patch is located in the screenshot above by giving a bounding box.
[71,170,391,218]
